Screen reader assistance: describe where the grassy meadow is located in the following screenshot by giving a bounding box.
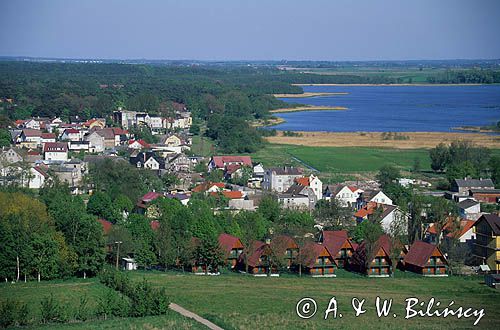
[1,272,498,329]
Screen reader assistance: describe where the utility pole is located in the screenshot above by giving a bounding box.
[115,241,123,270]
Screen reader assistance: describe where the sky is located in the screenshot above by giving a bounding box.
[1,0,500,61]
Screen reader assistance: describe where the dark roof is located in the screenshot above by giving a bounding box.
[43,142,68,152]
[267,166,302,175]
[285,184,308,196]
[301,242,333,268]
[270,235,298,256]
[218,233,243,257]
[457,199,480,209]
[470,189,500,194]
[475,214,500,236]
[240,241,269,267]
[321,230,353,256]
[404,241,446,268]
[350,235,392,269]
[454,178,494,188]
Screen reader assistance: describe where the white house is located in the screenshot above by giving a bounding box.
[28,166,48,189]
[457,199,481,220]
[43,142,68,162]
[262,166,302,192]
[324,185,363,206]
[355,203,407,234]
[84,131,105,153]
[369,191,393,205]
[253,163,265,178]
[60,128,81,142]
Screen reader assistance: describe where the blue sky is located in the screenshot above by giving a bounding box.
[1,0,499,60]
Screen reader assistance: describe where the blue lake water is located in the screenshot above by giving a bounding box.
[271,85,500,132]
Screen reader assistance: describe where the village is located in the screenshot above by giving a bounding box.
[1,103,499,285]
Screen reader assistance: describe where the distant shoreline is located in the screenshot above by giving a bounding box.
[270,106,348,113]
[273,92,348,98]
[292,83,489,87]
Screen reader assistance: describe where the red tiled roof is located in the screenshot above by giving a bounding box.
[225,164,241,175]
[64,128,80,134]
[140,191,163,202]
[43,142,68,153]
[98,218,113,235]
[243,241,269,267]
[295,177,310,186]
[22,129,42,137]
[322,230,352,256]
[404,241,443,268]
[210,191,243,199]
[301,242,332,268]
[128,139,150,148]
[218,233,243,256]
[192,182,225,193]
[212,156,252,168]
[348,186,359,193]
[41,133,56,139]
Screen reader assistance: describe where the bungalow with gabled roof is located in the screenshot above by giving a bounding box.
[319,230,356,268]
[270,235,299,269]
[208,155,252,172]
[238,241,277,276]
[218,233,244,269]
[324,185,364,207]
[350,235,393,277]
[300,242,337,277]
[404,241,448,276]
[43,142,68,162]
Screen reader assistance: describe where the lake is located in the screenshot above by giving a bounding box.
[272,85,500,132]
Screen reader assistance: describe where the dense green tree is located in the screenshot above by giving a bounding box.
[376,165,401,189]
[429,143,450,172]
[313,198,353,229]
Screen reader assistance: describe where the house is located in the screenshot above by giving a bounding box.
[270,236,299,268]
[192,182,226,193]
[84,131,105,153]
[128,139,150,150]
[294,174,323,201]
[228,199,255,211]
[129,151,165,170]
[161,134,183,147]
[278,183,317,210]
[24,119,41,130]
[218,233,244,269]
[319,230,356,268]
[165,193,191,206]
[121,257,138,271]
[28,166,48,189]
[208,156,252,172]
[0,148,23,164]
[238,241,277,276]
[136,191,164,218]
[209,190,244,200]
[473,214,500,273]
[300,242,336,277]
[166,153,191,172]
[40,133,56,145]
[425,217,476,245]
[82,118,106,130]
[19,129,42,148]
[404,241,448,276]
[60,128,81,142]
[358,190,393,206]
[457,199,481,220]
[89,128,128,148]
[354,202,407,234]
[253,163,265,178]
[68,141,90,152]
[469,189,500,204]
[262,166,303,192]
[43,142,68,162]
[324,185,364,207]
[350,235,393,277]
[452,178,495,194]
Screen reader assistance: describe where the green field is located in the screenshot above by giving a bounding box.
[247,144,433,182]
[2,272,498,329]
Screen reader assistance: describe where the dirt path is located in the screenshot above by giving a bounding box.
[169,303,223,330]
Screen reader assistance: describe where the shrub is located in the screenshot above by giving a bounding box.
[40,294,62,324]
